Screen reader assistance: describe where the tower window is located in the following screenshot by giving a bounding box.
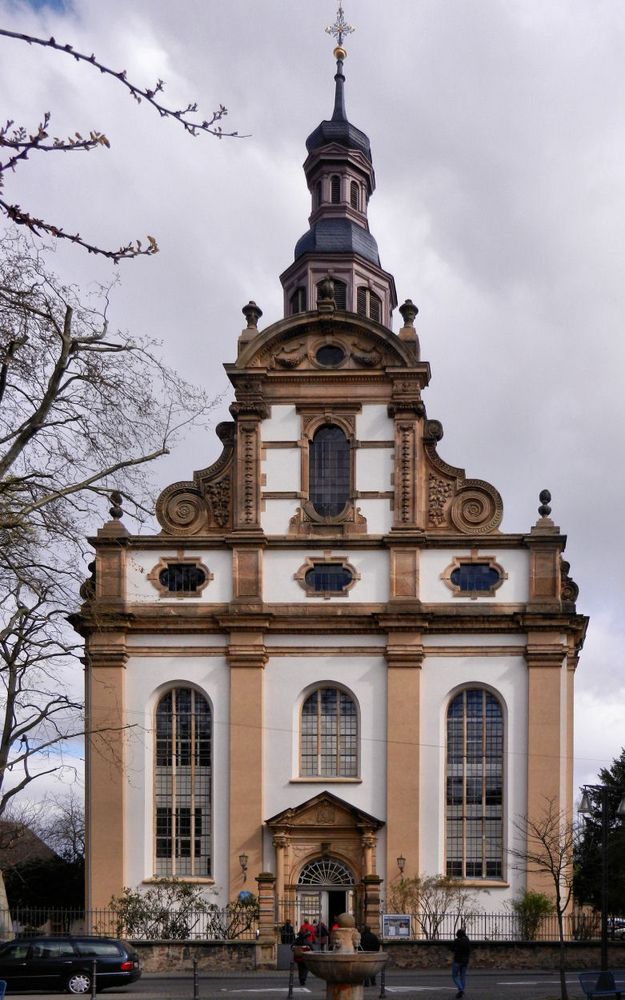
[350,181,359,210]
[155,687,212,877]
[446,688,503,880]
[290,287,307,314]
[309,424,350,517]
[357,287,382,323]
[315,278,346,310]
[315,180,322,209]
[331,175,341,204]
[300,686,358,777]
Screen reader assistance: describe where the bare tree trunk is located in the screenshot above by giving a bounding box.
[0,869,13,941]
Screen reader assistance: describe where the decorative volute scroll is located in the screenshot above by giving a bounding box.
[423,419,504,535]
[156,422,235,535]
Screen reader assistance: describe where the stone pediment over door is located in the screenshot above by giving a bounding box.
[266,792,384,890]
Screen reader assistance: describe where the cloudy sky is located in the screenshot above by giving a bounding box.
[1,0,624,801]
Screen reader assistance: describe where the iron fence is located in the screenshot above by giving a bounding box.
[0,907,259,942]
[379,910,601,942]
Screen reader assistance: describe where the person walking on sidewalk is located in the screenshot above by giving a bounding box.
[450,928,471,998]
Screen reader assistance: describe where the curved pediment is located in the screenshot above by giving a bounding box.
[233,311,418,374]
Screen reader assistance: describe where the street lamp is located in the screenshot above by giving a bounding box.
[579,784,625,971]
[396,855,406,876]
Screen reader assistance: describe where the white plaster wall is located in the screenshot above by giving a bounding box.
[263,447,300,492]
[419,653,528,910]
[357,405,394,441]
[126,549,232,603]
[263,549,389,603]
[419,549,529,604]
[356,447,393,492]
[262,404,300,441]
[358,499,393,535]
[124,653,230,905]
[126,634,227,648]
[262,652,388,869]
[262,499,301,535]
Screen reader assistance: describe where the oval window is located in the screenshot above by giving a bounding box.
[159,564,207,593]
[315,344,345,367]
[450,564,500,592]
[309,425,350,517]
[304,564,353,593]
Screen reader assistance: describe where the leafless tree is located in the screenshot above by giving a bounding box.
[37,789,85,863]
[0,230,216,820]
[508,800,577,1000]
[0,27,243,260]
[386,873,480,940]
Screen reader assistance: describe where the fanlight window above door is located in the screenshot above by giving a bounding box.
[298,857,354,886]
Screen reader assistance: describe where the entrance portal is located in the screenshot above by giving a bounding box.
[297,857,354,929]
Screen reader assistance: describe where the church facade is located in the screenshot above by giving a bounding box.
[76,25,587,944]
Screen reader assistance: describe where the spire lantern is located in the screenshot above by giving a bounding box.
[279,2,397,327]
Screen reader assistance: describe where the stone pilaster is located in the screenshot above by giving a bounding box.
[525,632,568,897]
[384,632,423,884]
[228,634,267,899]
[84,635,127,913]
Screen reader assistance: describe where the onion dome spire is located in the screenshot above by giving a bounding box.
[279,3,397,327]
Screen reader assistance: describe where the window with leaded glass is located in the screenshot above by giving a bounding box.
[309,425,350,517]
[155,688,212,877]
[446,688,503,880]
[300,687,358,777]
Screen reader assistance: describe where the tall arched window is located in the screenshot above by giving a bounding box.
[155,687,212,877]
[350,180,360,210]
[290,287,307,314]
[300,687,358,777]
[331,175,341,203]
[446,688,503,879]
[309,425,350,517]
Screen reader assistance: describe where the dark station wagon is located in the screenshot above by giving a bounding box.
[0,935,141,994]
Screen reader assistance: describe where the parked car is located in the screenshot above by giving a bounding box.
[609,918,625,939]
[0,935,141,994]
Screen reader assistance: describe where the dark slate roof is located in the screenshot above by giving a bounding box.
[306,119,372,163]
[294,218,380,265]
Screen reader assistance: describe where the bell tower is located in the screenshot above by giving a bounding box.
[280,5,397,327]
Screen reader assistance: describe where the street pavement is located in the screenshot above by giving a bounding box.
[8,967,594,1000]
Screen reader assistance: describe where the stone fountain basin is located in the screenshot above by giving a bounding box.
[303,952,388,984]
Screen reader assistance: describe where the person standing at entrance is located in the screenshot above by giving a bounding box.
[316,920,329,950]
[450,928,471,998]
[299,917,315,945]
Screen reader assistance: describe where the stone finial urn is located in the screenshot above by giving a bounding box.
[303,914,388,999]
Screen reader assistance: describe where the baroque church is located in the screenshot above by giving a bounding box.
[76,9,587,955]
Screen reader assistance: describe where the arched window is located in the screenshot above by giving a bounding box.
[357,287,382,323]
[331,175,341,204]
[350,181,360,210]
[155,687,212,877]
[309,425,350,517]
[446,688,503,879]
[300,687,358,777]
[315,278,346,310]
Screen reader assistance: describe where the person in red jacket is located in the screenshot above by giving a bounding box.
[299,918,315,945]
[292,932,312,985]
